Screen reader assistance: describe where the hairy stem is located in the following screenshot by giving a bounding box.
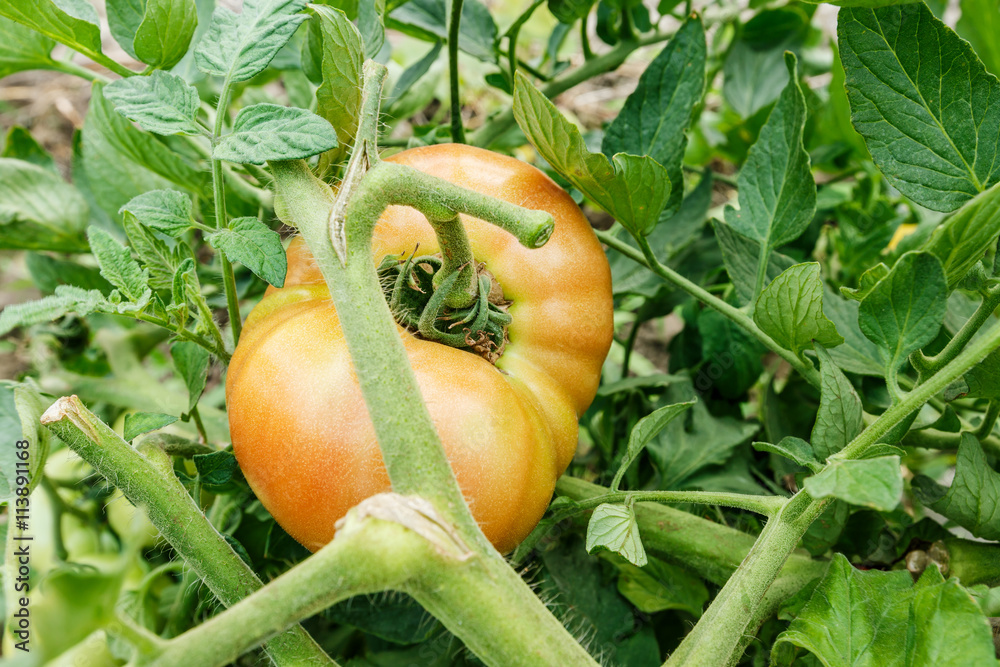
[563,488,787,517]
[40,396,336,667]
[447,0,466,143]
[913,285,1000,375]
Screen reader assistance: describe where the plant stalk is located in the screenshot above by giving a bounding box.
[447,0,466,143]
[210,80,243,346]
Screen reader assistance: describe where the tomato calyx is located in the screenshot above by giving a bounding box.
[378,252,512,363]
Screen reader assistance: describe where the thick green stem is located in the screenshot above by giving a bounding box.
[447,0,466,143]
[40,396,336,667]
[49,58,110,83]
[601,230,821,387]
[913,285,1000,375]
[975,399,1000,440]
[428,215,479,308]
[210,81,242,346]
[562,488,786,517]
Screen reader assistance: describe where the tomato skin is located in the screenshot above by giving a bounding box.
[226,144,613,553]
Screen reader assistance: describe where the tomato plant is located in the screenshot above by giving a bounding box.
[2,0,1000,666]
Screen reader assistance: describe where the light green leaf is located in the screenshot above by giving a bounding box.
[838,3,1000,212]
[214,104,338,165]
[804,456,903,511]
[722,31,794,119]
[207,217,287,287]
[922,181,1000,289]
[123,412,178,442]
[121,211,191,291]
[602,16,705,221]
[104,70,202,136]
[388,0,496,62]
[134,0,198,69]
[358,0,385,59]
[858,252,947,379]
[513,71,671,237]
[386,41,442,110]
[0,14,56,79]
[752,436,821,472]
[724,53,815,257]
[171,341,210,413]
[0,0,103,66]
[811,344,864,461]
[913,433,1000,541]
[87,226,149,302]
[958,0,1000,78]
[106,0,143,59]
[774,555,995,666]
[613,556,708,617]
[120,189,195,237]
[195,0,308,83]
[0,285,107,336]
[753,263,843,357]
[839,263,889,302]
[611,400,695,491]
[822,289,885,377]
[82,83,207,222]
[0,381,52,503]
[0,158,88,252]
[964,346,1000,400]
[311,6,363,161]
[586,503,647,567]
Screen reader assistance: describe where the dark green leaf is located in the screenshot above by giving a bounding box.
[611,400,695,491]
[171,341,210,412]
[752,436,820,472]
[123,412,178,442]
[602,16,705,220]
[358,0,385,59]
[213,104,338,164]
[120,189,195,237]
[964,347,1000,399]
[25,253,111,294]
[913,433,1000,541]
[193,450,240,491]
[803,456,903,511]
[754,263,843,357]
[207,217,287,286]
[2,126,57,172]
[0,158,88,252]
[838,3,1000,212]
[811,344,864,461]
[822,289,885,377]
[386,41,442,109]
[722,31,794,119]
[195,0,309,83]
[586,503,647,567]
[698,308,764,399]
[134,0,198,69]
[388,0,497,62]
[104,70,202,136]
[858,252,947,379]
[712,219,796,306]
[723,53,815,257]
[548,0,594,24]
[613,555,708,617]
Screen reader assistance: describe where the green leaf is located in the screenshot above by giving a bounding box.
[0,14,55,79]
[0,158,88,252]
[121,211,190,291]
[0,382,51,503]
[613,555,709,617]
[723,53,815,257]
[811,344,864,461]
[87,226,149,302]
[602,16,705,220]
[0,0,103,66]
[25,253,111,294]
[358,0,386,59]
[712,219,796,306]
[207,217,287,287]
[611,400,695,491]
[388,0,497,62]
[386,41,442,109]
[803,456,903,511]
[958,0,1000,78]
[82,83,207,222]
[311,6,363,161]
[171,341,210,413]
[193,450,240,491]
[913,433,1000,541]
[964,347,1000,399]
[822,289,885,377]
[586,503,647,567]
[104,70,202,136]
[214,104,338,165]
[858,252,947,379]
[120,189,195,237]
[123,412,178,442]
[752,436,821,472]
[698,308,765,399]
[106,0,143,59]
[774,555,995,666]
[753,263,843,358]
[513,71,671,236]
[922,181,1000,289]
[838,3,1000,212]
[839,262,889,302]
[548,0,593,24]
[195,0,309,83]
[2,126,57,172]
[134,0,198,69]
[0,285,106,336]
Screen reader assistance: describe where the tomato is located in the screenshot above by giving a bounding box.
[226,144,613,553]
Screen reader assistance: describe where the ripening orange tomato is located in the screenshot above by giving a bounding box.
[226,144,613,553]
